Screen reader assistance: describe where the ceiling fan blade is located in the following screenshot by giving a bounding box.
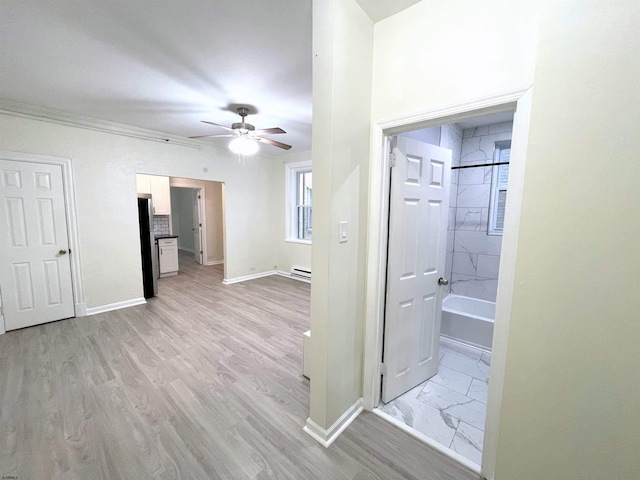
[255,137,292,150]
[200,120,235,132]
[189,134,235,139]
[253,127,286,135]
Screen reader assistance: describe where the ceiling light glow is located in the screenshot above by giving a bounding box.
[229,136,258,155]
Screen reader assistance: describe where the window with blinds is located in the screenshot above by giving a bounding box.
[489,142,511,235]
[285,160,312,242]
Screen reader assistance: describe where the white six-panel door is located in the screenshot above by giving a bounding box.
[0,159,75,330]
[381,137,451,403]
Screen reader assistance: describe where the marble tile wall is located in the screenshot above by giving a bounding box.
[440,124,463,293]
[449,121,512,302]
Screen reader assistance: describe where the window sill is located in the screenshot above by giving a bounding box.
[285,239,312,245]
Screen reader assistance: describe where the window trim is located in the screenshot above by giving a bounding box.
[488,141,511,236]
[285,160,312,243]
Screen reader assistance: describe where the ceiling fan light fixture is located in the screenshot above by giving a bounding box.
[229,136,258,155]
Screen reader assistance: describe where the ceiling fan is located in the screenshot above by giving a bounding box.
[189,107,291,154]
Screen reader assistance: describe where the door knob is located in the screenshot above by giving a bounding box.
[438,277,449,285]
[59,249,67,255]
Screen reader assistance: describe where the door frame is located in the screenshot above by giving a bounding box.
[0,150,86,334]
[362,87,533,477]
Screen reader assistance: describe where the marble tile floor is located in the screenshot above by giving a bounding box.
[378,337,491,466]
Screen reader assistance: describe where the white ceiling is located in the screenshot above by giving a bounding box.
[0,1,313,155]
[355,0,421,22]
[0,1,423,156]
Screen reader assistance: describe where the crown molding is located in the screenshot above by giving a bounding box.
[0,98,202,149]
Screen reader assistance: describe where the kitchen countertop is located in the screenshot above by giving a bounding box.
[155,235,179,241]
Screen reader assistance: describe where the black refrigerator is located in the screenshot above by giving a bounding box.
[137,195,158,298]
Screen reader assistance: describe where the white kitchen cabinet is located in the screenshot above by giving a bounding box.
[136,174,171,215]
[136,174,152,194]
[158,237,179,277]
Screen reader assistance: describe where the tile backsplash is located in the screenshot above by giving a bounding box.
[153,215,170,236]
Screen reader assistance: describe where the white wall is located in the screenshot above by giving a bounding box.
[204,181,224,263]
[309,0,373,430]
[371,0,540,120]
[494,2,640,479]
[170,187,196,252]
[0,114,281,308]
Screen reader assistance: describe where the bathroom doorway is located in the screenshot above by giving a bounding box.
[374,110,514,471]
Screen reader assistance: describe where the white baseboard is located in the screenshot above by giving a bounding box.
[85,297,146,316]
[207,259,224,265]
[276,270,311,284]
[75,302,88,317]
[372,408,481,475]
[222,270,276,285]
[0,316,5,335]
[179,247,195,254]
[304,398,363,448]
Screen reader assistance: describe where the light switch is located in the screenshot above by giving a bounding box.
[339,221,348,243]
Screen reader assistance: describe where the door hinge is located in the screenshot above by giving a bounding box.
[389,152,396,168]
[199,223,202,227]
[380,363,387,376]
[198,195,201,199]
[200,250,203,254]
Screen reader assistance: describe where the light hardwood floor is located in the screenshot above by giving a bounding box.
[0,251,478,480]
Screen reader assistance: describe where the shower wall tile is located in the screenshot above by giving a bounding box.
[449,183,458,208]
[454,230,502,256]
[452,252,477,276]
[455,208,488,231]
[458,167,485,185]
[460,130,512,165]
[449,121,512,303]
[445,253,453,289]
[484,166,494,184]
[450,274,499,302]
[488,121,514,134]
[456,184,490,208]
[477,254,501,279]
[448,207,456,231]
[446,230,455,253]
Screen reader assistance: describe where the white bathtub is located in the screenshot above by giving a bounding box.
[441,294,495,351]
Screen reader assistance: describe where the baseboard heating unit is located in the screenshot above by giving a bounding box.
[290,266,312,280]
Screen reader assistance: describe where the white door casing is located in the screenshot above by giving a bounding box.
[193,189,203,264]
[0,159,75,330]
[381,137,451,403]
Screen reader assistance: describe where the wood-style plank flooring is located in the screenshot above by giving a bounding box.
[0,251,478,479]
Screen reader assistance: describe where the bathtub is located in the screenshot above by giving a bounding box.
[441,294,495,351]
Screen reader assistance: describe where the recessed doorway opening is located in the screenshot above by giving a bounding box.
[363,89,534,476]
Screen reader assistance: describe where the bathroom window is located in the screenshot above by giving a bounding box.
[488,141,511,235]
[285,160,312,242]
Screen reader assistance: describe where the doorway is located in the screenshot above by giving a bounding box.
[170,186,204,264]
[0,151,85,333]
[363,89,534,475]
